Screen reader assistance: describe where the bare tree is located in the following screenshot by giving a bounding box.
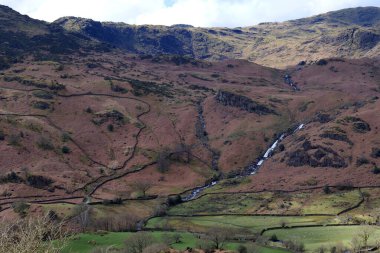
[206,227,231,250]
[0,215,67,253]
[132,181,152,198]
[350,236,362,253]
[92,213,139,232]
[124,232,155,253]
[142,243,168,253]
[358,226,374,249]
[73,203,93,232]
[171,143,192,163]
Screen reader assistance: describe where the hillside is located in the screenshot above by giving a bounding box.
[55,7,380,68]
[0,5,379,69]
[1,4,380,252]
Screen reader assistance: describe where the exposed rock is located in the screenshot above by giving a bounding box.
[195,101,220,171]
[314,113,332,123]
[215,90,276,115]
[352,121,371,133]
[286,140,347,168]
[371,148,380,158]
[32,101,50,110]
[353,30,380,50]
[92,110,125,125]
[341,116,371,133]
[320,132,353,145]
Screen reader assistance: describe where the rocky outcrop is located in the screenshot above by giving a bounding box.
[286,140,347,168]
[353,121,371,133]
[215,90,275,115]
[340,116,371,133]
[195,101,220,171]
[92,110,125,125]
[314,113,332,123]
[53,7,380,67]
[320,132,353,145]
[371,148,380,158]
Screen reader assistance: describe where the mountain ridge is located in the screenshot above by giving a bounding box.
[0,5,380,68]
[53,6,380,67]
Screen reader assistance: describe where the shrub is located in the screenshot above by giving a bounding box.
[8,134,21,146]
[85,107,93,113]
[238,245,247,253]
[61,132,71,142]
[270,234,278,242]
[371,148,380,158]
[157,150,170,173]
[356,157,369,166]
[12,201,30,217]
[353,121,371,133]
[167,195,182,206]
[33,90,53,99]
[284,239,305,252]
[49,82,65,91]
[323,185,331,194]
[33,101,50,110]
[373,166,380,175]
[26,175,53,189]
[316,59,328,65]
[37,136,54,150]
[87,63,99,68]
[0,215,67,252]
[107,124,114,132]
[124,232,155,253]
[61,146,70,154]
[142,243,168,253]
[336,182,354,191]
[110,81,128,93]
[0,171,23,184]
[102,197,123,205]
[0,130,4,141]
[56,64,64,71]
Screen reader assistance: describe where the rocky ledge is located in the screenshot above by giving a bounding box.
[215,90,276,115]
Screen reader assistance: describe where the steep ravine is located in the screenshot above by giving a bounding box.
[195,100,220,171]
[184,123,305,200]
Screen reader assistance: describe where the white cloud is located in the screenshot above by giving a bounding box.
[1,0,379,27]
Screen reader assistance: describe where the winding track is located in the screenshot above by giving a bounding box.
[0,85,218,214]
[0,86,155,212]
[0,86,371,226]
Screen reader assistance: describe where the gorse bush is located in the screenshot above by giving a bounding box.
[37,136,54,150]
[12,201,30,217]
[61,146,70,154]
[26,175,53,189]
[373,166,380,174]
[0,172,23,184]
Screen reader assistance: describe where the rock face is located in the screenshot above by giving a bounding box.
[371,148,380,158]
[286,140,347,168]
[215,90,275,115]
[92,110,125,125]
[320,132,353,145]
[1,5,380,68]
[52,7,380,67]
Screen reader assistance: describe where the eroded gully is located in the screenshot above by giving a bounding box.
[183,123,305,201]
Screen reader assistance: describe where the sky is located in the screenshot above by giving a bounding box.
[1,0,379,27]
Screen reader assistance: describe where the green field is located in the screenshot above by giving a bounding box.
[63,231,290,253]
[63,231,197,253]
[145,215,336,234]
[172,190,362,216]
[264,226,380,251]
